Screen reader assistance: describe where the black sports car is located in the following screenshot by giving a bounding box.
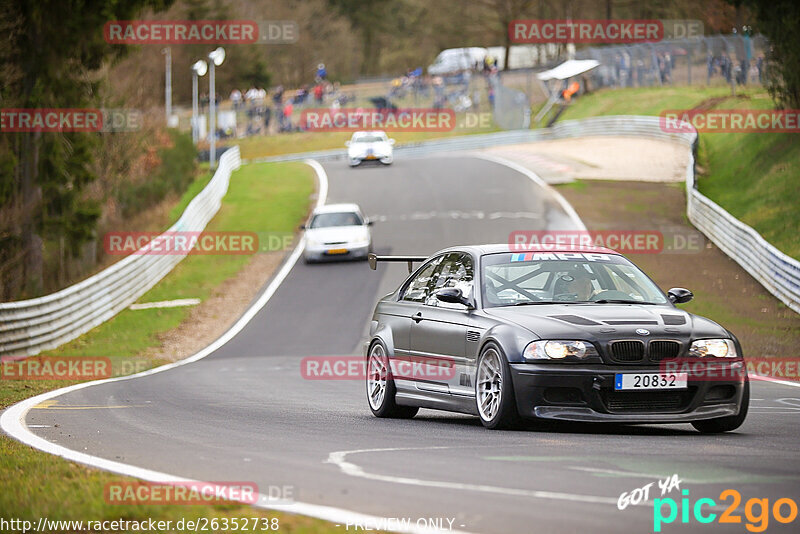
[364,245,749,432]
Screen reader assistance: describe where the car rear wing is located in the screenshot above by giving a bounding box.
[367,253,428,273]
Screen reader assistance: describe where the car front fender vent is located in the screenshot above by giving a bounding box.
[466,330,481,343]
[661,314,687,325]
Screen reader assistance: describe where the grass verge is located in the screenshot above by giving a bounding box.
[559,85,799,259]
[0,161,340,531]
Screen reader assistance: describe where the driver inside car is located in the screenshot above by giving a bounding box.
[555,269,597,301]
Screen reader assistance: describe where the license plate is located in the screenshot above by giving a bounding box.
[365,155,377,160]
[326,248,348,255]
[614,373,688,390]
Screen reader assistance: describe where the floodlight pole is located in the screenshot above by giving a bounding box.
[209,59,216,168]
[163,48,172,123]
[192,69,199,143]
[207,47,225,170]
[191,60,207,144]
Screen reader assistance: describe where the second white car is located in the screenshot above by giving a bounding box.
[302,203,373,263]
[346,130,394,167]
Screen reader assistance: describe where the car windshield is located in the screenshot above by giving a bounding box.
[482,251,668,308]
[352,134,385,143]
[309,212,363,228]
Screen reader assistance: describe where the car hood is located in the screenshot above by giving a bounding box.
[484,304,729,343]
[349,142,391,157]
[305,226,369,244]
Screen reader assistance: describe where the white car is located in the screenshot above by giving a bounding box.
[346,131,394,167]
[428,47,487,75]
[302,203,373,263]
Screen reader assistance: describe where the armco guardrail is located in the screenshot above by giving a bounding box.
[0,146,242,358]
[248,116,800,314]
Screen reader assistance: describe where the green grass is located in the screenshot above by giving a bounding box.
[558,86,733,119]
[0,434,334,533]
[0,161,333,531]
[560,86,800,259]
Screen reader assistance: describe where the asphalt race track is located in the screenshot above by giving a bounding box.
[22,156,800,534]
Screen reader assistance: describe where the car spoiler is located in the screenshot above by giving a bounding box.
[367,253,428,273]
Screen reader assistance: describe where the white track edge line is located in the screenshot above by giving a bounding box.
[2,157,791,533]
[326,447,618,507]
[1,160,469,534]
[750,374,800,388]
[466,152,587,231]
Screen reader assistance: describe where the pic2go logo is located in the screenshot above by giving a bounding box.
[653,489,799,533]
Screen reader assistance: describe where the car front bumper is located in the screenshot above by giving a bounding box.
[304,242,371,262]
[509,361,746,423]
[350,153,392,164]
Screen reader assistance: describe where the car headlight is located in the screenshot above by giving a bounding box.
[523,340,596,361]
[689,338,737,358]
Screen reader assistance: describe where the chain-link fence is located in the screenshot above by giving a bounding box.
[574,34,769,89]
[491,34,769,128]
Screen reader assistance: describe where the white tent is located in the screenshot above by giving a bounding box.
[534,59,601,125]
[537,59,600,81]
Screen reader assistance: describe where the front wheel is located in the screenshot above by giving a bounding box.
[366,341,419,419]
[691,379,749,433]
[475,343,520,429]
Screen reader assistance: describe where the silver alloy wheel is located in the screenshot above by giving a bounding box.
[367,344,388,410]
[477,348,503,421]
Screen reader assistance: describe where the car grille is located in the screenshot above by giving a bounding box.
[602,390,693,413]
[610,341,644,362]
[608,340,682,363]
[649,340,681,361]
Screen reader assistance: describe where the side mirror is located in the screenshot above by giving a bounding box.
[667,287,693,304]
[435,287,472,307]
[299,224,306,230]
[366,219,374,226]
[388,138,395,145]
[345,140,351,146]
